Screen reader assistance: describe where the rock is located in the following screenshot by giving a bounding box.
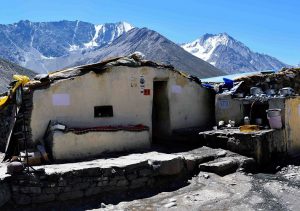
[31,194,55,203]
[203,174,210,179]
[164,202,177,208]
[43,187,62,194]
[101,202,106,208]
[84,187,102,197]
[199,158,239,175]
[34,74,49,82]
[216,150,227,158]
[126,173,137,181]
[168,198,176,202]
[237,168,245,172]
[72,182,90,190]
[185,159,197,172]
[0,183,11,207]
[139,168,153,177]
[58,177,67,187]
[58,190,83,201]
[130,52,145,61]
[152,157,185,176]
[20,186,41,194]
[13,193,31,205]
[116,179,129,187]
[130,177,148,189]
[284,173,297,178]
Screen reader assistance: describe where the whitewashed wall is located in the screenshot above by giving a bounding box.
[31,66,213,143]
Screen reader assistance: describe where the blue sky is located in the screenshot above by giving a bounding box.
[0,0,299,65]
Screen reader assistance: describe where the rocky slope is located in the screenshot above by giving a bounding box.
[181,33,288,74]
[0,58,35,93]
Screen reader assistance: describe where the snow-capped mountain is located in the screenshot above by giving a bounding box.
[181,33,288,74]
[5,19,287,77]
[0,20,134,73]
[0,20,224,77]
[67,28,224,78]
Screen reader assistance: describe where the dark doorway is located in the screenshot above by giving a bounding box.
[152,81,170,142]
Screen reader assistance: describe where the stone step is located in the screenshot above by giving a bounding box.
[176,146,229,172]
[199,154,255,176]
[199,157,239,175]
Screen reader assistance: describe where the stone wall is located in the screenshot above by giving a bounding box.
[0,148,255,208]
[0,89,34,153]
[21,89,35,149]
[0,104,13,152]
[2,155,187,206]
[200,129,286,165]
[0,183,10,207]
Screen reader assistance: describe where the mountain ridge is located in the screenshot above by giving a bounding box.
[181,33,288,74]
[66,27,224,78]
[0,20,288,76]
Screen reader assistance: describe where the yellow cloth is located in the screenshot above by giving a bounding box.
[240,125,260,132]
[0,96,9,107]
[11,75,30,93]
[0,74,30,108]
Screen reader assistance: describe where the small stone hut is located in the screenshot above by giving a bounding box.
[10,54,214,161]
[208,68,300,163]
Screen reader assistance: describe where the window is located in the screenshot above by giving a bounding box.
[94,106,113,117]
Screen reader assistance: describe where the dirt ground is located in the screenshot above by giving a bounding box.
[96,166,300,211]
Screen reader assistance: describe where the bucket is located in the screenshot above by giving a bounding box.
[266,109,282,129]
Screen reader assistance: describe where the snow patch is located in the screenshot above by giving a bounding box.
[41,55,56,60]
[72,20,80,44]
[69,44,80,52]
[122,22,134,32]
[181,33,230,63]
[84,24,103,48]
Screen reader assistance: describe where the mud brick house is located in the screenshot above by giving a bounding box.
[2,54,215,161]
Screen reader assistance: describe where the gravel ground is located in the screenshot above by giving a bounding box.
[92,167,300,211]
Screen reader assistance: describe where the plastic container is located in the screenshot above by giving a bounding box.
[279,87,294,97]
[244,116,250,125]
[266,109,282,129]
